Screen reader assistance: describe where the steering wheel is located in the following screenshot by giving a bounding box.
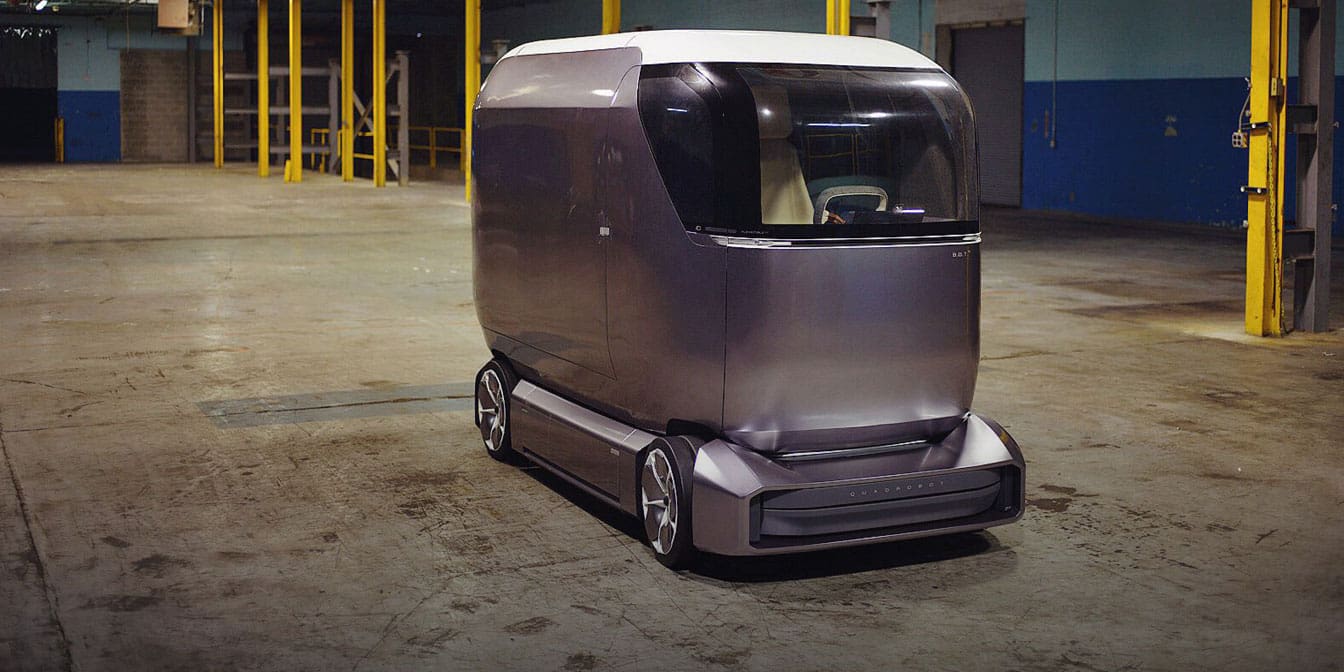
[813,186,889,224]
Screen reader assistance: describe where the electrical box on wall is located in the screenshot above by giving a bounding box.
[158,0,200,35]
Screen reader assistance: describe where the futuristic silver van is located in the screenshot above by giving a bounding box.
[471,30,1024,568]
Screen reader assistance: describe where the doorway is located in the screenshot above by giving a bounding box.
[950,23,1024,207]
[0,26,58,162]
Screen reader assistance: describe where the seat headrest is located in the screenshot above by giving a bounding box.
[753,85,794,140]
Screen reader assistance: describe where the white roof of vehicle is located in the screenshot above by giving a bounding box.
[500,30,942,70]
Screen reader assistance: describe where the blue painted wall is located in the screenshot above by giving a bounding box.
[57,90,120,162]
[1021,0,1342,235]
[1021,77,1253,226]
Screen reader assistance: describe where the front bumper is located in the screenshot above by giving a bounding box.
[690,413,1024,556]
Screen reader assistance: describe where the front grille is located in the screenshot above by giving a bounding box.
[749,466,1020,547]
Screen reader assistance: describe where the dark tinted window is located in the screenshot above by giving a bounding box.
[638,64,978,239]
[636,70,714,227]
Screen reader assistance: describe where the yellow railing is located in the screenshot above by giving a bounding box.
[300,125,463,172]
[309,127,331,172]
[409,126,463,169]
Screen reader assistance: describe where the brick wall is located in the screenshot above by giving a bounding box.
[120,50,190,162]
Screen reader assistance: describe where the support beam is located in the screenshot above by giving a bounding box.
[212,0,223,167]
[826,0,851,35]
[258,0,269,177]
[328,58,340,174]
[373,0,387,187]
[396,50,409,187]
[602,0,620,34]
[1245,0,1288,336]
[287,0,302,182]
[341,0,353,181]
[464,0,480,199]
[867,1,891,40]
[187,35,198,163]
[1293,0,1334,332]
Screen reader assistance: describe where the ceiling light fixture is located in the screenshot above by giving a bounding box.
[34,0,49,10]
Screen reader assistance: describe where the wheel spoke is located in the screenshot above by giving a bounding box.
[487,374,503,407]
[643,508,664,551]
[640,448,684,556]
[658,519,674,550]
[476,368,511,452]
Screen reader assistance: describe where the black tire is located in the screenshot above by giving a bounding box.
[639,436,702,569]
[474,358,518,462]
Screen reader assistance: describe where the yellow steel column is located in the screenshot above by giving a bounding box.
[373,0,387,187]
[464,0,480,199]
[257,0,269,177]
[825,0,850,35]
[286,0,302,182]
[1245,0,1289,336]
[212,0,223,167]
[602,0,620,34]
[341,0,353,181]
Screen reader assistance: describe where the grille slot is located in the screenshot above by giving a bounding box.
[755,469,1004,539]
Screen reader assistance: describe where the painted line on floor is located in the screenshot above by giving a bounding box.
[198,382,474,428]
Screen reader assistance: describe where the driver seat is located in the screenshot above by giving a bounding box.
[755,86,813,225]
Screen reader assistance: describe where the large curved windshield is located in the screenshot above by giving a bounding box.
[638,63,978,239]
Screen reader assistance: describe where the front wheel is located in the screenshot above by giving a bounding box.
[640,436,701,569]
[474,359,517,462]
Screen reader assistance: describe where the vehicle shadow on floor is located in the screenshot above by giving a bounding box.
[693,532,1006,583]
[519,461,1013,583]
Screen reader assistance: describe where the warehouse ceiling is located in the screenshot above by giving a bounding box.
[0,0,535,17]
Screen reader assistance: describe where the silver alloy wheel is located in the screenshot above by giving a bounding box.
[477,368,507,452]
[641,448,678,554]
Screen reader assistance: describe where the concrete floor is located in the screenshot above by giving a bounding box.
[1,164,1341,672]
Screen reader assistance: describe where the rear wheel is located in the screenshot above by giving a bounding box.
[474,359,517,461]
[640,436,701,569]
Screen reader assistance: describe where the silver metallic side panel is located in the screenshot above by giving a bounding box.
[602,68,728,434]
[511,380,655,513]
[474,49,642,397]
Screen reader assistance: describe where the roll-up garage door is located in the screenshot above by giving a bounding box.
[952,24,1024,207]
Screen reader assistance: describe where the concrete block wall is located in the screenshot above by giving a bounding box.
[120,50,190,163]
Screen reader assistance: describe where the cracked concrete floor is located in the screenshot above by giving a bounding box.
[1,164,1342,671]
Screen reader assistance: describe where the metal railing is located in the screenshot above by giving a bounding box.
[309,127,331,172]
[303,124,462,173]
[409,126,462,169]
[301,125,463,173]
